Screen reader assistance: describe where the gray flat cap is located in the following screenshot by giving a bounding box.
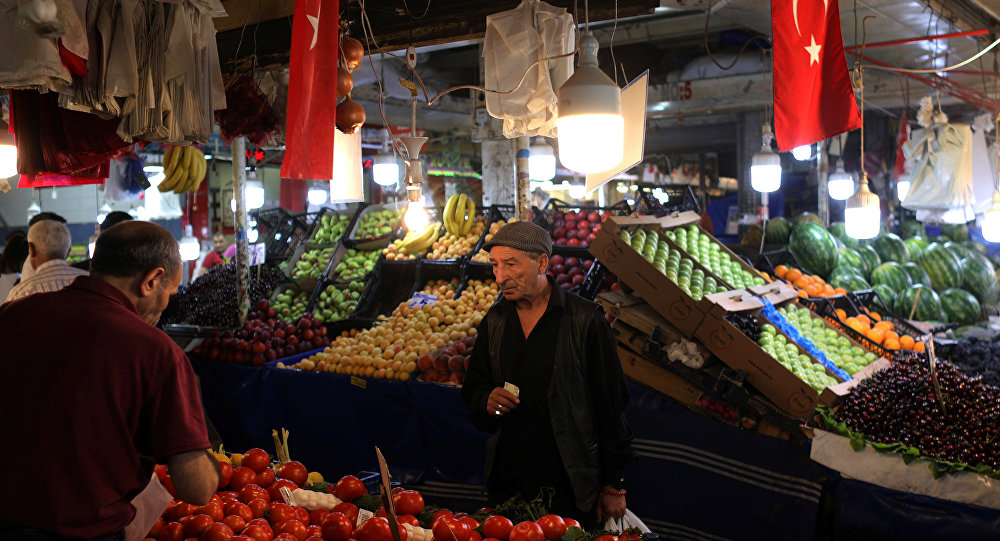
[482,221,552,256]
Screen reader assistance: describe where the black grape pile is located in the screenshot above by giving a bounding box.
[936,337,1000,387]
[725,312,761,342]
[161,263,285,327]
[836,356,1000,470]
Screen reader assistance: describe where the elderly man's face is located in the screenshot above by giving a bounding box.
[213,234,226,254]
[488,246,549,301]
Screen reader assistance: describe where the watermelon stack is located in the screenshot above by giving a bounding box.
[904,236,930,260]
[897,221,925,239]
[916,242,964,291]
[902,262,931,287]
[872,284,897,305]
[829,222,857,249]
[944,241,974,261]
[939,288,981,325]
[894,284,944,322]
[827,266,870,292]
[836,247,868,278]
[870,262,912,292]
[960,252,1000,305]
[856,245,881,280]
[764,217,791,244]
[872,233,910,264]
[789,223,839,278]
[940,223,969,243]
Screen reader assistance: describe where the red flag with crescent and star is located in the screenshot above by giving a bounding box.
[280,0,339,181]
[771,0,861,151]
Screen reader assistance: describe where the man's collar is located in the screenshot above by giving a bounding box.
[34,258,69,273]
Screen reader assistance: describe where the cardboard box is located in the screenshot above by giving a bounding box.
[596,290,709,358]
[655,211,767,289]
[589,215,709,337]
[617,345,703,406]
[694,289,841,418]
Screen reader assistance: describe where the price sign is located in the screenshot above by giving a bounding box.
[408,292,438,308]
[249,244,266,265]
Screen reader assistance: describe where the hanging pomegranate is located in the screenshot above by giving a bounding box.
[337,67,354,98]
[340,35,364,72]
[336,96,366,134]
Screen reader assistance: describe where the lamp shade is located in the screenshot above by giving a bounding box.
[792,144,813,161]
[529,140,557,181]
[0,144,17,178]
[557,32,624,174]
[373,151,400,186]
[245,177,265,209]
[897,179,911,201]
[307,185,328,206]
[845,178,880,239]
[179,225,201,261]
[827,166,855,200]
[982,192,1000,243]
[751,145,782,193]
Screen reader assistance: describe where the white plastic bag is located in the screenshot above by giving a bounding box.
[603,509,651,534]
[902,123,974,211]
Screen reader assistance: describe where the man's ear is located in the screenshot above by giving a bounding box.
[538,253,549,274]
[27,242,36,258]
[138,267,166,298]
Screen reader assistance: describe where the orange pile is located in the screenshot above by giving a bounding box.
[774,265,847,298]
[832,308,923,351]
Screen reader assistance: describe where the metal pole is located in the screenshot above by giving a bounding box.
[818,140,830,226]
[232,136,250,325]
[515,136,531,220]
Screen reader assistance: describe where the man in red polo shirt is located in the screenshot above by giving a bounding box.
[0,221,219,539]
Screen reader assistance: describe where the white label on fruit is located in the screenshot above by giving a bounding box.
[357,508,375,528]
[408,292,438,308]
[279,486,296,506]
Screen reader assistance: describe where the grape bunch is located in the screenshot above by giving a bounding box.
[936,337,1000,387]
[161,263,285,327]
[836,356,1000,470]
[724,312,761,342]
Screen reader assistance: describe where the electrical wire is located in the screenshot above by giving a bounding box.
[401,0,431,20]
[610,0,618,86]
[425,49,578,106]
[862,36,1000,73]
[703,0,770,71]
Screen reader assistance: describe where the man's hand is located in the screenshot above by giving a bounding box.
[487,387,519,417]
[595,486,626,523]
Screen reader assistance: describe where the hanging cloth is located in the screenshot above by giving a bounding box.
[483,0,574,139]
[0,0,72,91]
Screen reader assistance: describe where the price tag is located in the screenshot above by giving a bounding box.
[357,508,375,528]
[350,376,367,389]
[408,292,438,308]
[249,243,267,265]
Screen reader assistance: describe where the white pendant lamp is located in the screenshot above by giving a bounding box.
[0,142,16,178]
[529,139,557,181]
[827,161,856,201]
[792,144,813,161]
[178,224,201,261]
[307,182,328,206]
[373,129,400,186]
[750,124,781,193]
[245,169,265,209]
[896,170,911,202]
[557,32,624,174]
[845,172,880,239]
[981,192,1000,243]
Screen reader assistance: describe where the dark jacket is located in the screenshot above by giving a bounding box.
[464,285,633,512]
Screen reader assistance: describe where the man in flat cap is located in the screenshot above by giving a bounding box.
[462,221,634,527]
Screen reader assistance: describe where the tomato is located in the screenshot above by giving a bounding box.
[293,507,311,526]
[593,536,616,541]
[154,464,168,483]
[562,519,581,530]
[395,515,419,527]
[484,538,502,541]
[277,461,309,487]
[508,522,543,541]
[230,467,259,492]
[219,491,240,502]
[274,520,308,541]
[242,449,272,473]
[306,526,323,538]
[309,509,331,527]
[225,501,254,522]
[392,491,424,515]
[431,510,453,525]
[275,535,300,541]
[184,514,215,538]
[268,503,298,525]
[233,537,255,541]
[258,468,276,488]
[219,462,235,490]
[357,517,406,541]
[202,523,235,541]
[535,516,566,541]
[432,517,471,541]
[225,516,248,533]
[468,532,482,541]
[268,479,299,502]
[196,502,225,522]
[305,537,324,541]
[482,516,513,541]
[459,517,479,530]
[169,502,197,521]
[241,485,270,504]
[241,524,273,541]
[246,519,272,531]
[331,503,359,524]
[148,517,166,538]
[247,498,270,519]
[333,475,367,501]
[320,512,354,541]
[161,522,186,541]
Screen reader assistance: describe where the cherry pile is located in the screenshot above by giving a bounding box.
[192,301,331,365]
[935,337,1000,388]
[836,356,1000,470]
[161,263,285,328]
[724,312,761,343]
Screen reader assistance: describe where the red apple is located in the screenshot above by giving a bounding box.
[555,274,571,285]
[550,254,565,266]
[568,267,583,277]
[567,238,581,246]
[448,356,465,372]
[417,355,433,371]
[571,274,585,285]
[434,355,449,372]
[552,226,567,239]
[587,211,600,222]
[551,263,566,275]
[565,211,579,220]
[565,257,579,268]
[582,260,594,271]
[566,229,578,240]
[576,220,590,231]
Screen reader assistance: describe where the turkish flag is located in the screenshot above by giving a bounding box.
[771,0,861,151]
[280,0,339,181]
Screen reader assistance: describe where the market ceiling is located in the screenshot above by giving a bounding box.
[214,0,1000,155]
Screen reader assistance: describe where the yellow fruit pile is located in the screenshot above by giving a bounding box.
[471,218,517,263]
[427,217,486,260]
[281,279,500,379]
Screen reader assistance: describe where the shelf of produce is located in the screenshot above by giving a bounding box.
[269,282,317,323]
[422,195,490,262]
[353,260,420,319]
[533,198,631,256]
[810,293,923,361]
[283,242,340,287]
[576,259,620,300]
[347,201,407,250]
[657,211,768,291]
[326,244,381,283]
[299,206,360,246]
[411,259,463,300]
[468,204,517,265]
[160,263,287,328]
[309,280,367,323]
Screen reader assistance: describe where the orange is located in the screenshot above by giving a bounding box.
[836,308,848,321]
[870,312,882,322]
[884,330,900,343]
[848,320,865,333]
[823,284,836,295]
[873,321,893,332]
[806,284,823,297]
[857,314,871,327]
[914,341,926,352]
[884,338,901,350]
[900,335,915,349]
[834,287,847,295]
[794,278,810,289]
[786,268,803,282]
[774,265,789,278]
[798,290,808,298]
[866,328,885,344]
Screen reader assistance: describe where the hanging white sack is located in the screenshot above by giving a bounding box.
[969,124,995,215]
[901,122,974,214]
[483,0,575,138]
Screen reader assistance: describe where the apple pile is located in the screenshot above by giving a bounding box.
[417,335,477,385]
[192,300,330,366]
[548,254,594,291]
[548,210,612,248]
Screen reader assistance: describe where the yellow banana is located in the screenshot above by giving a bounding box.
[176,147,202,193]
[452,194,468,234]
[185,148,206,192]
[460,198,476,236]
[191,152,207,191]
[165,161,189,193]
[162,146,175,178]
[165,145,183,176]
[442,194,458,235]
[409,223,441,252]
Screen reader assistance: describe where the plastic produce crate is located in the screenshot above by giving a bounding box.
[469,204,518,266]
[352,261,420,319]
[301,206,361,245]
[632,183,701,216]
[252,208,311,262]
[533,198,632,254]
[411,259,462,299]
[811,293,923,362]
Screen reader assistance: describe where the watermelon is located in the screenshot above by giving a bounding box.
[963,239,988,255]
[961,254,998,301]
[764,217,791,244]
[789,223,840,278]
[916,242,964,291]
[939,288,981,325]
[897,221,925,239]
[794,212,823,228]
[872,284,897,305]
[932,235,950,244]
[944,241,973,262]
[872,233,910,263]
[901,262,931,287]
[870,262,912,292]
[836,247,867,278]
[856,245,881,279]
[903,236,929,260]
[940,223,970,243]
[829,222,857,249]
[894,284,943,321]
[740,224,764,246]
[828,267,870,292]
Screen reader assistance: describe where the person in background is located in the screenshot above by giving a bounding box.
[200,232,229,275]
[0,232,28,301]
[0,221,218,539]
[72,211,135,271]
[6,220,88,303]
[462,221,634,528]
[19,211,67,282]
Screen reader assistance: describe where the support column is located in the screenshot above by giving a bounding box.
[514,137,531,220]
[481,139,515,208]
[817,140,831,226]
[232,136,249,325]
[737,110,763,233]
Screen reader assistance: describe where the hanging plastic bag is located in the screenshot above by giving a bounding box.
[902,123,974,212]
[603,509,651,534]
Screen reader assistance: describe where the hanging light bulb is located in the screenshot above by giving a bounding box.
[401,136,431,231]
[529,139,557,181]
[307,182,328,206]
[88,224,100,258]
[373,129,400,186]
[896,170,911,202]
[982,192,1000,243]
[178,224,201,261]
[245,168,265,209]
[827,160,856,200]
[751,124,782,193]
[26,200,40,223]
[96,203,113,225]
[557,32,624,173]
[567,183,587,200]
[845,172,881,239]
[792,144,813,161]
[0,143,17,178]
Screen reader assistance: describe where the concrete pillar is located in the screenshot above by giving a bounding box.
[481,139,516,207]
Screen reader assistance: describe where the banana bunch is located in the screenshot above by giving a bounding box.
[158,145,207,194]
[386,222,441,258]
[443,193,476,236]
